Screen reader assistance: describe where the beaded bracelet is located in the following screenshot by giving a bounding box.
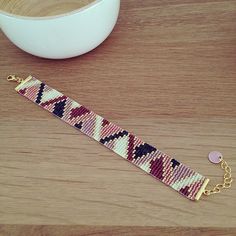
[7,75,233,201]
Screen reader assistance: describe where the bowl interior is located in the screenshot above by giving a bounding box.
[0,0,96,17]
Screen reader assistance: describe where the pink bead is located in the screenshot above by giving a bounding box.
[208,151,223,164]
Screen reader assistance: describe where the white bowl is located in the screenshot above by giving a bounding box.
[0,0,120,59]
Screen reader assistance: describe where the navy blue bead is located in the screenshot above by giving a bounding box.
[35,83,45,104]
[53,100,66,118]
[171,159,180,168]
[133,143,156,159]
[100,130,128,144]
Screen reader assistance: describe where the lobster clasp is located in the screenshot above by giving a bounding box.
[7,75,25,83]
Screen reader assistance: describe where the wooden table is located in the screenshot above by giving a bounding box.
[0,0,236,235]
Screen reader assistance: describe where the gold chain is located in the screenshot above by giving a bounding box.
[7,75,25,84]
[204,159,233,196]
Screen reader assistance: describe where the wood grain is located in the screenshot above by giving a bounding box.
[0,0,236,235]
[0,0,95,17]
[0,226,236,236]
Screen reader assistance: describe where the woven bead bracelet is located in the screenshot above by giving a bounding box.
[7,75,233,201]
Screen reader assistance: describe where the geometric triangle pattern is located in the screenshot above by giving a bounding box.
[16,76,207,200]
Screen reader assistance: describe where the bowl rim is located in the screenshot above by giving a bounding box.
[0,0,106,20]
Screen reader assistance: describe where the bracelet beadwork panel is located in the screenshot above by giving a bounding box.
[16,76,207,200]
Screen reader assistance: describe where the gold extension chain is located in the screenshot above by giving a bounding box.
[204,159,233,196]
